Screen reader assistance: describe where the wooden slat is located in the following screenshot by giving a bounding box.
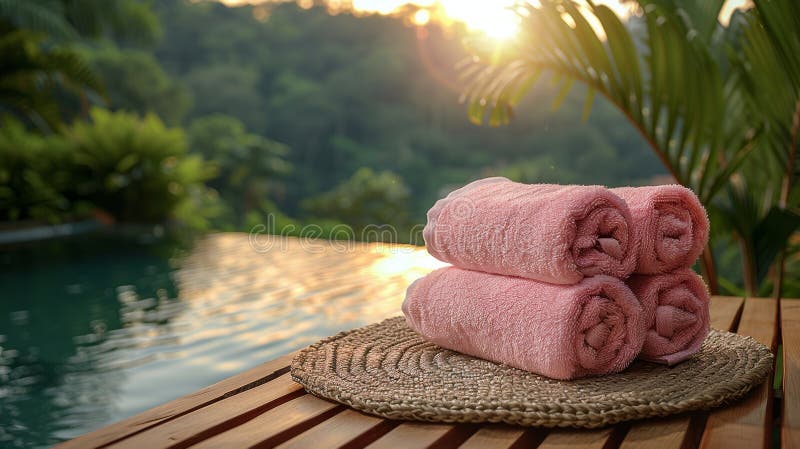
[458,427,527,449]
[538,428,616,449]
[366,423,472,449]
[56,293,769,449]
[619,416,703,449]
[109,374,302,449]
[276,409,394,449]
[700,297,778,449]
[191,394,342,449]
[619,295,744,449]
[782,299,800,449]
[709,296,744,331]
[56,351,296,449]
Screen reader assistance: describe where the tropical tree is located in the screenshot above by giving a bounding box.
[0,0,161,44]
[461,0,800,296]
[0,28,98,130]
[725,1,800,296]
[83,46,191,124]
[189,114,292,227]
[302,167,412,234]
[0,0,161,129]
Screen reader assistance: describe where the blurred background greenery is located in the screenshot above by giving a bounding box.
[0,0,665,234]
[2,0,798,296]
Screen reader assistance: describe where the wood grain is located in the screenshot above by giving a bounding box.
[365,423,473,449]
[55,351,295,449]
[782,299,800,449]
[109,374,302,449]
[619,416,701,449]
[276,409,393,449]
[709,296,744,331]
[190,394,342,449]
[700,297,778,449]
[457,426,527,449]
[538,428,616,449]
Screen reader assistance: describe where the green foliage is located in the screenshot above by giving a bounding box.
[0,108,216,227]
[188,114,291,228]
[302,167,411,234]
[14,0,798,286]
[0,29,100,130]
[0,0,76,40]
[152,1,663,223]
[65,108,215,224]
[0,0,163,129]
[0,118,77,221]
[184,65,265,131]
[461,0,800,295]
[461,0,750,203]
[724,0,800,295]
[0,0,161,44]
[83,46,191,124]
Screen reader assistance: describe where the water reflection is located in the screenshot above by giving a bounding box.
[0,233,440,448]
[0,234,178,447]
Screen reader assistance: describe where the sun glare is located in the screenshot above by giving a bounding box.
[412,8,430,25]
[438,0,519,40]
[217,0,755,42]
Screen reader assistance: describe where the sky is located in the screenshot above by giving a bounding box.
[216,0,753,40]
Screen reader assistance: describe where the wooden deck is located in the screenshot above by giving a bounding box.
[55,294,796,449]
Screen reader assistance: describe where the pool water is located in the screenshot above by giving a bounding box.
[0,232,442,448]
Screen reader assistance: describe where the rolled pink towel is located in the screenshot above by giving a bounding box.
[627,269,710,365]
[424,177,636,284]
[402,267,646,380]
[611,185,709,274]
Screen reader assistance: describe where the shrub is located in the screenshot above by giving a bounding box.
[66,108,216,223]
[0,109,218,228]
[188,114,291,228]
[302,167,411,233]
[0,119,80,222]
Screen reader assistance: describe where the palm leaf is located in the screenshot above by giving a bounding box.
[0,0,77,39]
[460,0,754,205]
[736,0,800,208]
[0,30,101,130]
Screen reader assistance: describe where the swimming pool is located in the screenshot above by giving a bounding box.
[0,232,442,448]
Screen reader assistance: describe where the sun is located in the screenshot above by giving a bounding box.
[437,0,520,40]
[475,10,520,40]
[350,0,521,41]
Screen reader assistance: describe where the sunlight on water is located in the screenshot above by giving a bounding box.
[367,244,447,283]
[0,234,440,448]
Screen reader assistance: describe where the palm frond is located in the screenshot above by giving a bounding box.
[736,0,800,208]
[461,0,755,204]
[0,0,77,39]
[0,30,102,130]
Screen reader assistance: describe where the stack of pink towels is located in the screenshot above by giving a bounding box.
[403,177,711,380]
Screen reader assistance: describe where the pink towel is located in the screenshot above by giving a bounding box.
[424,178,636,284]
[627,269,710,365]
[611,185,709,274]
[402,267,645,380]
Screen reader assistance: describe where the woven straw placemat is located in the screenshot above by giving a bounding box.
[291,317,773,428]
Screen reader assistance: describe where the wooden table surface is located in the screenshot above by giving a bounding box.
[54,237,795,449]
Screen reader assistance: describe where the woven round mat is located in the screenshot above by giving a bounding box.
[291,317,773,428]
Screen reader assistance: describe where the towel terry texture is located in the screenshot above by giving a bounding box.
[404,178,712,379]
[402,267,646,380]
[423,177,637,284]
[627,269,711,365]
[611,185,709,274]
